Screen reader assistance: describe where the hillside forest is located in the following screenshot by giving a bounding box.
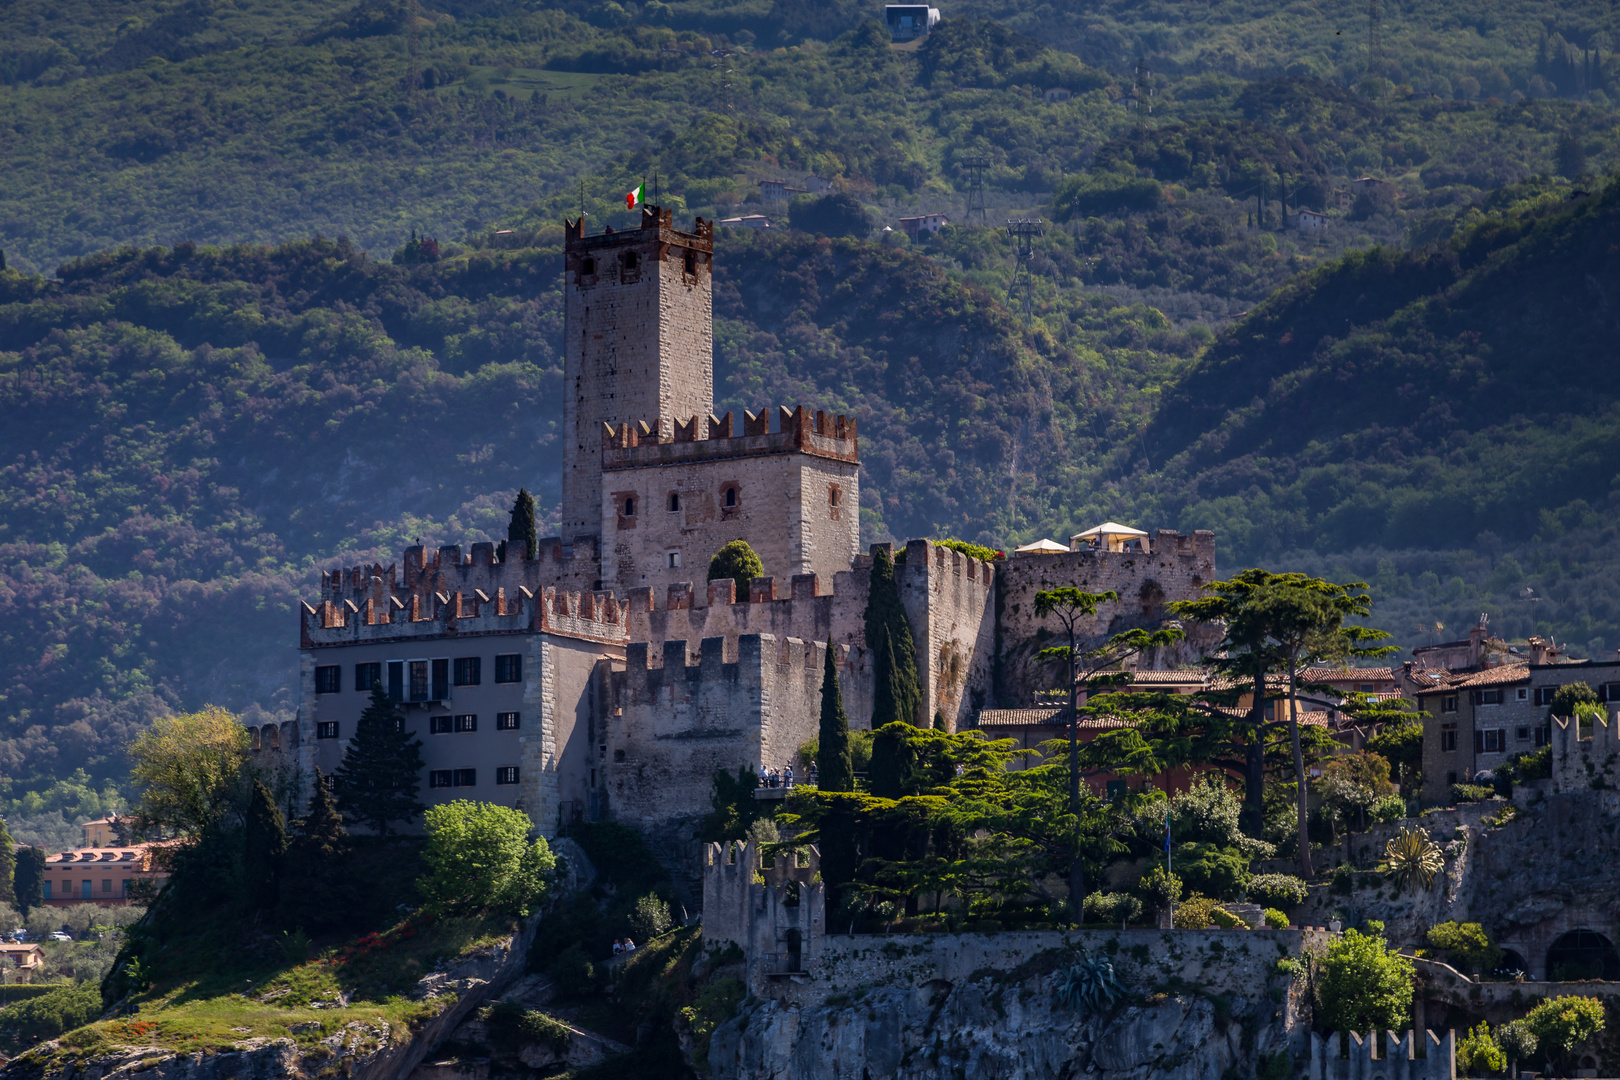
[3,0,1620,846]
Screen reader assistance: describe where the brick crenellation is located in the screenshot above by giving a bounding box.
[601,405,857,468]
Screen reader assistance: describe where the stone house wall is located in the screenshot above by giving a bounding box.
[993,530,1217,706]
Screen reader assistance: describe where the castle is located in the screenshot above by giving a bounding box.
[265,206,1217,877]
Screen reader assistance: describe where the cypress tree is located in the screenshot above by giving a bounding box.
[335,685,426,837]
[864,548,920,726]
[0,817,15,906]
[13,847,45,917]
[933,710,946,731]
[508,487,538,560]
[243,779,288,907]
[868,721,914,799]
[816,643,853,792]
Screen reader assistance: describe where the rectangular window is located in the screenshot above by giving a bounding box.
[429,770,453,788]
[409,660,430,701]
[314,665,341,694]
[1535,687,1557,706]
[82,880,92,900]
[432,658,449,700]
[388,660,405,702]
[1537,723,1550,747]
[1447,770,1458,786]
[454,657,482,686]
[454,768,477,787]
[496,766,519,785]
[455,714,477,733]
[667,551,681,569]
[430,715,453,735]
[316,721,340,740]
[1517,726,1531,742]
[1516,687,1529,701]
[102,878,111,894]
[355,662,382,692]
[121,879,131,897]
[1441,695,1459,713]
[1480,729,1504,753]
[494,654,523,683]
[1478,689,1504,706]
[496,712,520,731]
[1441,728,1458,752]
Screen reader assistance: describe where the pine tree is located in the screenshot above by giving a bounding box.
[864,547,920,726]
[335,686,426,836]
[243,779,288,907]
[816,643,853,792]
[13,847,45,917]
[868,719,914,799]
[0,817,15,906]
[279,769,352,932]
[508,487,538,560]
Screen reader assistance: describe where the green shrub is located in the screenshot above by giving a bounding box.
[1209,905,1245,929]
[0,985,101,1047]
[418,800,554,915]
[1315,929,1415,1032]
[1449,783,1494,803]
[1082,891,1143,925]
[1369,794,1407,823]
[1524,995,1606,1070]
[1263,908,1289,929]
[1136,866,1182,912]
[485,1000,572,1053]
[1247,873,1309,909]
[1457,1022,1506,1074]
[1173,894,1221,929]
[629,893,673,942]
[548,942,598,999]
[1426,921,1503,974]
[1172,842,1251,900]
[1515,747,1552,781]
[1330,864,1355,895]
[934,538,1001,562]
[1054,171,1164,219]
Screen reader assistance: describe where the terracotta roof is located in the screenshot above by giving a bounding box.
[976,708,1133,730]
[1300,667,1395,684]
[1121,670,1208,684]
[1298,711,1332,727]
[1413,664,1529,694]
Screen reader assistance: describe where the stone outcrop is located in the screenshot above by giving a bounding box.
[710,985,1285,1080]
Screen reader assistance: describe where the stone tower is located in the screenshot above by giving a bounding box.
[560,206,715,547]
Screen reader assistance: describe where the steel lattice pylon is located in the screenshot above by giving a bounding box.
[1006,218,1044,321]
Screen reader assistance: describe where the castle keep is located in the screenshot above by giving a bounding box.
[275,205,1216,854]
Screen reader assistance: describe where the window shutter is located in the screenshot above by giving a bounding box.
[432,658,449,700]
[1474,730,1484,753]
[388,660,405,702]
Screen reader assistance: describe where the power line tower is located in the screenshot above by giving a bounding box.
[1133,58,1153,135]
[1005,218,1043,321]
[961,154,990,225]
[403,0,422,103]
[1367,0,1384,82]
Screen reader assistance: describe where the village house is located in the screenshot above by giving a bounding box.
[898,213,948,238]
[0,942,45,984]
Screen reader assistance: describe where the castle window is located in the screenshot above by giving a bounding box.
[829,485,842,519]
[581,257,596,276]
[355,662,381,691]
[624,250,639,270]
[667,551,681,569]
[624,497,636,517]
[430,715,453,735]
[723,486,737,508]
[453,657,482,686]
[496,712,520,730]
[317,721,340,740]
[496,767,519,785]
[315,666,341,694]
[494,654,523,683]
[668,492,681,512]
[454,768,477,787]
[455,714,478,733]
[684,250,697,277]
[429,770,453,788]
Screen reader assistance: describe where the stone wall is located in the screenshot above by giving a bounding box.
[560,206,714,542]
[604,634,844,828]
[896,539,996,731]
[993,530,1218,706]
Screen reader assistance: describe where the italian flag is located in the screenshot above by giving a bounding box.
[626,183,646,210]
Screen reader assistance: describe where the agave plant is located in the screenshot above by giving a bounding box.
[1382,826,1445,894]
[1052,949,1125,1015]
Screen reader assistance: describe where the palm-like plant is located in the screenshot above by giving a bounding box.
[1052,949,1125,1015]
[1382,826,1445,894]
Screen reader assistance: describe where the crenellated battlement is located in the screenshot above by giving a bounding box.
[301,582,627,648]
[617,633,842,695]
[601,405,858,469]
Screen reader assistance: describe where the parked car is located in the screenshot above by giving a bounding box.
[48,930,73,942]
